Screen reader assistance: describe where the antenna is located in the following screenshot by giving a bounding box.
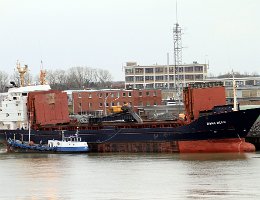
[173,0,183,110]
[176,0,178,24]
[40,60,43,70]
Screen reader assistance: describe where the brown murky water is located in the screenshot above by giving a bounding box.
[0,150,260,199]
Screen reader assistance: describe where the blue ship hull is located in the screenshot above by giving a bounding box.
[56,146,89,152]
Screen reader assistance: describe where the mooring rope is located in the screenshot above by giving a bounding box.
[237,133,242,153]
[96,128,122,143]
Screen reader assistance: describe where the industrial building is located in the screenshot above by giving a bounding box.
[70,89,162,116]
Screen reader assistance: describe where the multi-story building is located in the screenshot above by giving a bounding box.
[124,61,208,89]
[71,89,162,115]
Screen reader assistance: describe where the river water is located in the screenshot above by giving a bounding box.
[0,150,260,200]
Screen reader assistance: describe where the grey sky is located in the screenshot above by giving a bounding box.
[0,0,259,81]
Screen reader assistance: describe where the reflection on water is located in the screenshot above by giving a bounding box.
[0,150,260,199]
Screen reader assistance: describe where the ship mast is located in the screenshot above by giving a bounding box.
[232,70,238,111]
[16,60,28,87]
[39,60,47,85]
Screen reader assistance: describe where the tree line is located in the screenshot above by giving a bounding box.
[0,66,113,92]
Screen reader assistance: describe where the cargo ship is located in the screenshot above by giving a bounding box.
[0,65,259,153]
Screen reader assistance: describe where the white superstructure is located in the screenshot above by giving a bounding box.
[0,85,51,130]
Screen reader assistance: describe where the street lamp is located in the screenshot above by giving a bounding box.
[104,93,109,116]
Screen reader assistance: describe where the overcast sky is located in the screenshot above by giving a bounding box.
[0,0,259,81]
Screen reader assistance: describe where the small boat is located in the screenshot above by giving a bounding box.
[7,131,89,153]
[47,134,89,153]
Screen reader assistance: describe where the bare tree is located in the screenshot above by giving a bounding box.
[0,71,9,92]
[46,69,68,90]
[67,66,96,89]
[54,69,68,90]
[96,69,112,88]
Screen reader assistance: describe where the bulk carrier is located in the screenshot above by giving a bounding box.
[0,65,259,153]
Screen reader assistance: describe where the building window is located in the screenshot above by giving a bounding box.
[106,103,109,107]
[169,67,174,73]
[153,91,157,96]
[146,91,150,96]
[169,83,175,88]
[194,66,203,72]
[89,93,92,98]
[128,92,132,97]
[155,67,163,73]
[155,76,164,81]
[139,91,142,97]
[112,102,115,106]
[154,102,157,106]
[195,74,203,80]
[146,84,154,89]
[18,113,21,116]
[145,76,154,81]
[99,103,103,107]
[135,68,143,74]
[123,92,126,97]
[185,66,193,72]
[146,101,150,106]
[111,93,114,97]
[78,93,81,98]
[99,93,102,98]
[155,83,164,88]
[185,75,194,80]
[89,103,92,108]
[145,68,153,73]
[135,76,144,81]
[177,67,184,72]
[125,69,134,74]
[136,84,144,89]
[126,76,134,82]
